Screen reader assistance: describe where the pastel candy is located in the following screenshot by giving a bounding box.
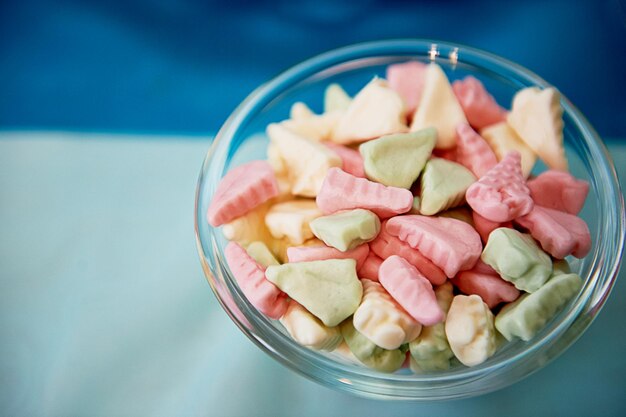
[359,129,436,189]
[316,167,413,218]
[527,170,589,214]
[265,259,362,327]
[324,83,352,113]
[410,196,421,214]
[553,259,571,276]
[452,266,520,309]
[386,61,428,114]
[409,282,455,372]
[264,200,322,245]
[287,243,370,270]
[353,279,422,350]
[222,201,274,246]
[480,121,536,178]
[445,294,497,367]
[280,301,343,351]
[495,273,583,341]
[246,241,280,268]
[419,158,476,215]
[310,209,381,251]
[465,151,534,222]
[340,319,408,373]
[452,76,507,129]
[386,215,483,278]
[207,160,279,227]
[515,206,591,259]
[438,207,474,226]
[432,147,457,162]
[290,101,314,120]
[472,211,512,244]
[358,252,383,281]
[370,222,447,285]
[379,255,444,326]
[224,242,288,319]
[332,78,408,144]
[267,123,342,196]
[455,123,498,178]
[410,63,468,149]
[507,87,567,171]
[323,142,366,178]
[481,227,553,293]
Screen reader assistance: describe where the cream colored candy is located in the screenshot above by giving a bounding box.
[246,241,280,268]
[480,121,536,178]
[419,158,476,215]
[265,259,362,327]
[409,282,455,372]
[332,78,408,144]
[267,123,342,196]
[445,294,497,367]
[280,301,343,351]
[340,319,408,373]
[310,209,381,252]
[359,128,437,189]
[222,201,274,246]
[481,227,553,293]
[353,279,422,350]
[507,87,567,171]
[496,273,583,341]
[282,111,343,142]
[264,200,322,245]
[324,83,352,113]
[410,63,468,149]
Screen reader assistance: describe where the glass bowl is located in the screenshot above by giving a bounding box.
[194,40,625,400]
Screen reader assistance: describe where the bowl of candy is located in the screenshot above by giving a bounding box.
[194,40,624,400]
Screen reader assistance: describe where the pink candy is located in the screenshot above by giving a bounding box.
[287,243,370,270]
[357,252,383,281]
[455,123,498,178]
[224,242,288,319]
[370,221,447,285]
[515,205,591,259]
[324,143,366,178]
[379,255,444,326]
[386,215,482,278]
[316,167,413,218]
[386,61,428,115]
[452,76,507,130]
[472,211,513,244]
[452,261,520,309]
[207,160,279,227]
[466,152,534,222]
[527,170,589,214]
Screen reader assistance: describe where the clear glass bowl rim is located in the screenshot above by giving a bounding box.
[195,39,625,400]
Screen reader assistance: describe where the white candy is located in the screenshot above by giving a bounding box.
[480,121,537,178]
[280,302,343,351]
[264,200,322,245]
[353,279,421,350]
[331,78,408,144]
[222,201,274,246]
[409,282,455,371]
[445,294,497,367]
[282,111,343,142]
[410,64,467,149]
[267,123,342,196]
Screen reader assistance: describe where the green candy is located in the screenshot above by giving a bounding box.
[359,129,437,189]
[495,273,583,341]
[438,207,474,226]
[309,209,380,252]
[265,259,362,327]
[324,83,352,113]
[419,158,476,215]
[340,319,407,373]
[246,241,279,268]
[553,259,571,276]
[409,196,421,214]
[482,228,553,293]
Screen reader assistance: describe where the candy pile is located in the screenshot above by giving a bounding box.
[206,61,591,373]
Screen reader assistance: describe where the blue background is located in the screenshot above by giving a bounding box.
[1,1,626,416]
[1,0,625,136]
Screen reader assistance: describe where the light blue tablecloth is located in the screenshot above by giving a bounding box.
[1,132,624,416]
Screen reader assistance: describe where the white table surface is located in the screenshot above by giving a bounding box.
[1,131,624,416]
